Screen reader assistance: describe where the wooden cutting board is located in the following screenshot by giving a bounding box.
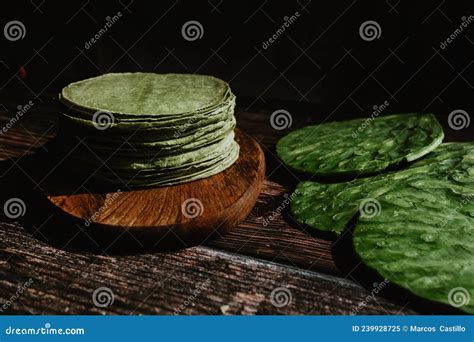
[28,129,265,249]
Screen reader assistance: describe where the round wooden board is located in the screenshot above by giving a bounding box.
[39,129,265,249]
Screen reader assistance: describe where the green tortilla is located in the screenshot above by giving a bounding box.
[58,110,236,148]
[70,131,237,171]
[277,113,444,176]
[61,91,236,123]
[57,73,239,187]
[64,123,237,159]
[59,94,234,127]
[60,73,231,117]
[81,143,240,187]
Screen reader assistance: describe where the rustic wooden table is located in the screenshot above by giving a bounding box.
[0,102,469,315]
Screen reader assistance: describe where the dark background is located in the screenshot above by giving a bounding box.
[0,0,472,123]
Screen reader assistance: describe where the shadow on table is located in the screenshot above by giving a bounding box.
[0,151,207,255]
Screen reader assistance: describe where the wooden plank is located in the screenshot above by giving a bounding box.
[0,222,411,315]
[207,179,337,274]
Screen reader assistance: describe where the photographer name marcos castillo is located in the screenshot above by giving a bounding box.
[409,325,466,333]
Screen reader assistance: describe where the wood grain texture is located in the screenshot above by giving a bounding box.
[207,180,337,274]
[27,129,265,249]
[0,222,411,315]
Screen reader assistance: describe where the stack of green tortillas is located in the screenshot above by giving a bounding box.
[56,73,239,187]
[277,113,474,314]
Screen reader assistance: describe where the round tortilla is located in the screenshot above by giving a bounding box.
[57,73,239,187]
[60,72,231,117]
